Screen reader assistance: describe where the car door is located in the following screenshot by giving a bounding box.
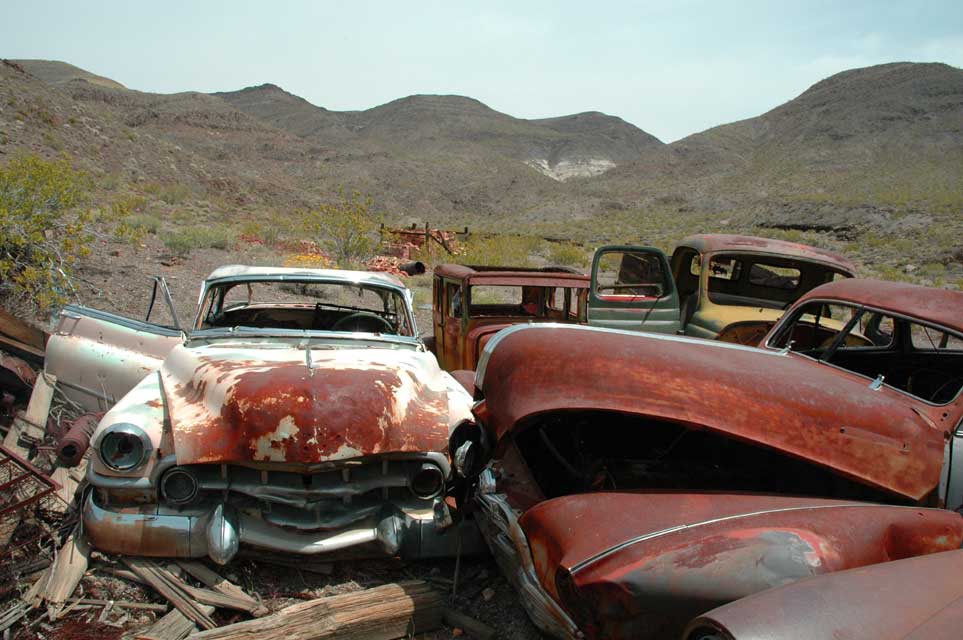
[44,277,185,412]
[588,245,681,334]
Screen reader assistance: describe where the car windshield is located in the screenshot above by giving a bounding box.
[703,253,848,310]
[196,279,414,336]
[769,301,963,404]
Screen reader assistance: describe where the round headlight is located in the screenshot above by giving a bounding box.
[98,424,151,471]
[161,468,198,504]
[409,463,445,499]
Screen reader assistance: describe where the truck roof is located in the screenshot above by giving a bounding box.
[434,264,590,288]
[677,234,857,274]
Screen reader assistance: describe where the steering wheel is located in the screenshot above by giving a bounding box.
[331,311,394,334]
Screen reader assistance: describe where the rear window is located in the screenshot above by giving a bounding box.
[749,264,801,290]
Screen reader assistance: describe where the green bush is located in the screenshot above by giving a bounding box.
[456,235,543,267]
[547,242,589,267]
[0,154,93,311]
[162,225,237,256]
[128,213,162,235]
[289,189,381,267]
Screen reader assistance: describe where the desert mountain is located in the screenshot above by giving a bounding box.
[2,59,961,225]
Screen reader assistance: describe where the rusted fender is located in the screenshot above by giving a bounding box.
[160,343,472,465]
[473,324,944,501]
[519,492,963,640]
[685,548,963,640]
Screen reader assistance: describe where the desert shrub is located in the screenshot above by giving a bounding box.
[239,219,283,246]
[290,189,381,267]
[161,224,237,256]
[127,214,162,235]
[456,234,543,267]
[547,242,589,267]
[0,154,93,311]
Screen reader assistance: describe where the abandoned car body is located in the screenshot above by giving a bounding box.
[685,549,963,640]
[464,277,963,639]
[430,264,589,371]
[589,234,856,341]
[52,266,476,563]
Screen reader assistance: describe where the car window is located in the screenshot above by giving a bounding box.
[749,264,801,290]
[446,283,462,318]
[595,251,666,297]
[772,302,963,404]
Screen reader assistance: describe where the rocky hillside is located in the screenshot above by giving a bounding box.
[2,58,961,228]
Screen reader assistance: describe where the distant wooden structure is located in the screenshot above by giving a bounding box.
[379,223,469,258]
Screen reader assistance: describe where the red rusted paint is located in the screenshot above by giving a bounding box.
[678,234,857,274]
[520,492,963,640]
[686,548,963,640]
[475,325,945,500]
[162,351,452,466]
[788,277,963,335]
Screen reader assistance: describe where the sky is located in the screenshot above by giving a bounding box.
[3,1,962,142]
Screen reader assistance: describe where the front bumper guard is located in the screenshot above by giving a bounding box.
[83,492,481,564]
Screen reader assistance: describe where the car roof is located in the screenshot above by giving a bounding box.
[434,264,590,288]
[796,278,963,333]
[204,265,406,289]
[677,234,857,274]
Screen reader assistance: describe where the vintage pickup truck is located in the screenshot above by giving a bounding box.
[42,266,481,564]
[460,278,963,639]
[430,234,856,370]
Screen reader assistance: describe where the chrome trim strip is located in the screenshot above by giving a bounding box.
[569,502,903,576]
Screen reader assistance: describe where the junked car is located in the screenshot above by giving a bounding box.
[589,234,857,341]
[685,548,963,640]
[430,264,589,371]
[458,278,963,639]
[44,266,479,564]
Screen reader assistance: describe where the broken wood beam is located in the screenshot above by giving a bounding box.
[138,606,213,640]
[44,531,91,620]
[188,580,443,640]
[2,372,56,455]
[66,599,169,612]
[124,558,218,630]
[177,561,267,616]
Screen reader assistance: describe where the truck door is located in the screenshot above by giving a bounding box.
[44,277,184,412]
[588,246,681,334]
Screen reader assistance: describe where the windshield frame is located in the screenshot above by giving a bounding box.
[191,274,418,338]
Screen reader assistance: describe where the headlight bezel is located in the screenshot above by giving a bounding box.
[98,423,152,472]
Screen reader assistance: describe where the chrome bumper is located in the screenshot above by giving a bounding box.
[83,492,484,564]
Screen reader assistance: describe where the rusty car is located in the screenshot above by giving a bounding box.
[42,266,481,564]
[430,264,589,371]
[589,234,857,341]
[457,277,963,639]
[685,548,963,640]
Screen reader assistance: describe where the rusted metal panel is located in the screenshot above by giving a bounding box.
[519,492,963,640]
[0,353,36,399]
[677,234,857,274]
[158,345,464,466]
[685,548,963,640]
[474,324,945,501]
[790,277,963,334]
[45,305,182,412]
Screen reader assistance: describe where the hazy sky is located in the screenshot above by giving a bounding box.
[4,1,962,142]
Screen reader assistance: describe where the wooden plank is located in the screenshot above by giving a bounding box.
[177,561,267,616]
[187,581,443,640]
[125,558,218,630]
[138,607,212,640]
[47,452,87,514]
[3,373,56,455]
[67,599,169,612]
[0,306,47,354]
[44,531,91,620]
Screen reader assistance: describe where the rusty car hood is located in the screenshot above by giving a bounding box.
[474,324,946,501]
[157,342,471,466]
[686,548,963,640]
[520,492,963,640]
